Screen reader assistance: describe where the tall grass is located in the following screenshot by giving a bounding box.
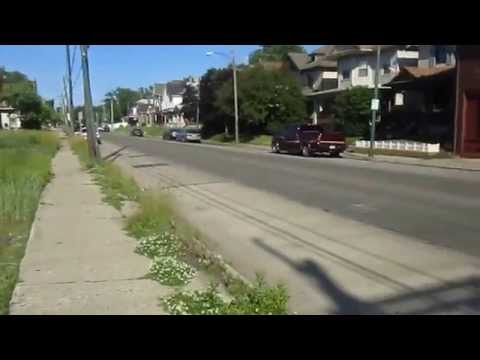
[0,130,59,314]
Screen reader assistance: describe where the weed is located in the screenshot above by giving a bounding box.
[135,231,183,258]
[161,274,288,315]
[149,256,196,286]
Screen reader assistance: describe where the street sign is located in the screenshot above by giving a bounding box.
[371,99,380,111]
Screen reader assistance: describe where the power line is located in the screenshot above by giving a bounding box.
[72,64,82,90]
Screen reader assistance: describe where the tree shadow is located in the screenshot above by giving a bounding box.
[253,237,480,315]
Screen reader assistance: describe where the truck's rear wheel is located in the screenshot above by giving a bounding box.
[302,145,310,157]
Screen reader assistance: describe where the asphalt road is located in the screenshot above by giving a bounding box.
[105,134,480,258]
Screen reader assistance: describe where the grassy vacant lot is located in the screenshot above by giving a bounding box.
[205,133,272,147]
[0,130,59,314]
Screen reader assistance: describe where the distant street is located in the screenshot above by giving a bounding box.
[106,134,480,258]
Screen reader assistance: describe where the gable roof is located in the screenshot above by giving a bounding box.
[310,45,335,56]
[301,59,337,70]
[327,45,416,59]
[288,53,311,70]
[167,80,186,96]
[388,65,455,85]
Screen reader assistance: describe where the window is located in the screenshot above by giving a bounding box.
[383,65,391,74]
[358,67,369,77]
[342,70,350,80]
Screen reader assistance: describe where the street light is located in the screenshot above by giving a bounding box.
[206,49,239,144]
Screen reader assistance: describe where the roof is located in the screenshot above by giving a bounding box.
[310,45,335,56]
[153,83,166,95]
[401,65,455,78]
[387,65,455,85]
[288,51,337,71]
[288,53,310,70]
[167,80,186,96]
[327,45,415,59]
[301,59,337,70]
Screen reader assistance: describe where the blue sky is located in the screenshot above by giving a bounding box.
[0,45,322,107]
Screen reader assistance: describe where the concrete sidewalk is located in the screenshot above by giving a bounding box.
[9,141,207,315]
[343,151,480,172]
[102,141,480,314]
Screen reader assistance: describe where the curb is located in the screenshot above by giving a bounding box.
[342,152,480,172]
[104,143,253,289]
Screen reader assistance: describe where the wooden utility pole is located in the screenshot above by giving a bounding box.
[66,45,75,130]
[63,76,72,130]
[80,45,100,161]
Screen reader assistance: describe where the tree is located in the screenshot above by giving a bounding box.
[333,87,374,137]
[182,84,199,122]
[248,45,306,64]
[199,67,233,136]
[104,87,141,120]
[215,66,306,134]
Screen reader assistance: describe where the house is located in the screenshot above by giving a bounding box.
[0,101,22,129]
[383,45,457,150]
[298,45,419,129]
[287,45,338,124]
[454,45,480,157]
[152,80,189,126]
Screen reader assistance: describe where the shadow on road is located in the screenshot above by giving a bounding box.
[253,237,480,315]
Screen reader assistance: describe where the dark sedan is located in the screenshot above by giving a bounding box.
[162,128,182,141]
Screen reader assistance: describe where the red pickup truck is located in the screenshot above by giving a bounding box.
[271,124,346,157]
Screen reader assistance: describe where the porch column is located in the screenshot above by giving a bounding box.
[312,98,318,125]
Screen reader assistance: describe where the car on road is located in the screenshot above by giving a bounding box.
[271,124,346,157]
[175,128,202,143]
[162,128,182,141]
[79,126,102,144]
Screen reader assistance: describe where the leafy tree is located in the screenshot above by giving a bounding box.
[104,87,141,119]
[248,45,306,64]
[199,67,233,136]
[215,66,306,134]
[333,87,374,137]
[182,84,199,122]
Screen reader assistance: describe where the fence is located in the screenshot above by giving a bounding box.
[355,140,440,154]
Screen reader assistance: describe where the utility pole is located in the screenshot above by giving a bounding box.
[369,46,381,159]
[110,97,114,124]
[66,45,75,130]
[196,80,200,125]
[80,45,100,161]
[232,50,239,144]
[63,76,72,129]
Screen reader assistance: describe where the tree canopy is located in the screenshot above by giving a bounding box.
[248,45,306,64]
[333,86,374,137]
[182,84,199,122]
[215,66,306,134]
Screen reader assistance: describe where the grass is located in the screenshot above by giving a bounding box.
[69,137,141,210]
[0,130,59,314]
[205,133,272,147]
[144,126,165,137]
[113,126,129,135]
[350,147,454,159]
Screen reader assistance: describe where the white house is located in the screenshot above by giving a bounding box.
[0,102,22,129]
[330,45,419,89]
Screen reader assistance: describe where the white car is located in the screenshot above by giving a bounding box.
[79,127,101,144]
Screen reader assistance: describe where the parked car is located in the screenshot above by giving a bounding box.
[271,124,346,157]
[79,127,102,144]
[130,127,144,137]
[162,128,181,140]
[175,128,202,143]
